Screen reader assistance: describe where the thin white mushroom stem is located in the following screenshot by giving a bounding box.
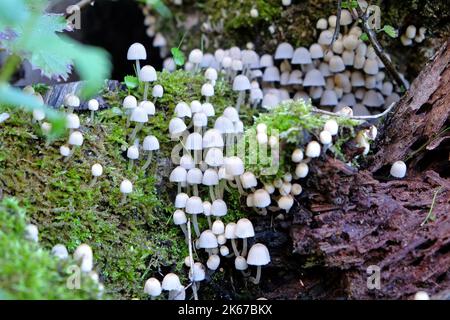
[234,176,246,195]
[126,110,131,128]
[311,102,396,120]
[135,60,141,78]
[90,110,95,123]
[206,216,212,228]
[120,193,127,205]
[177,182,182,194]
[236,91,245,112]
[89,176,97,187]
[143,82,150,101]
[142,151,153,170]
[231,239,240,256]
[251,266,262,285]
[242,238,249,257]
[68,106,74,114]
[216,182,224,199]
[129,122,144,142]
[191,214,200,237]
[179,223,188,244]
[128,159,134,171]
[209,186,216,202]
[187,218,198,301]
[193,184,199,196]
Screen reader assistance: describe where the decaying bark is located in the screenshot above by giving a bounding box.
[275,39,450,300]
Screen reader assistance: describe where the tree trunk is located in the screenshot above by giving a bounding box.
[264,39,450,300]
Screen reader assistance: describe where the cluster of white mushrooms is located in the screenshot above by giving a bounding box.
[151,11,409,118]
[400,25,427,46]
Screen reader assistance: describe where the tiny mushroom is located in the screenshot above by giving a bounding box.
[247,243,271,284]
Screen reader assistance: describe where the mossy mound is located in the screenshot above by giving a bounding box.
[0,198,100,299]
[0,70,253,299]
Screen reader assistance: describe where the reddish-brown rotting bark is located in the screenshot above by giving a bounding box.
[370,39,450,172]
[275,40,450,300]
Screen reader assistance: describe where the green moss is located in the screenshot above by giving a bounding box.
[0,198,101,299]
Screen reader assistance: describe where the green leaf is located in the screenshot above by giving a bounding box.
[171,47,185,66]
[381,25,398,38]
[0,84,66,139]
[124,75,139,89]
[341,0,358,9]
[360,33,369,42]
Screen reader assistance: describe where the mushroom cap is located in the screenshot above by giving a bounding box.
[214,116,235,134]
[189,262,206,282]
[120,179,133,194]
[186,196,204,214]
[186,132,203,150]
[88,99,99,111]
[127,42,147,60]
[203,129,224,148]
[278,195,294,212]
[259,54,274,68]
[193,112,208,128]
[188,49,203,64]
[291,183,303,196]
[211,199,227,217]
[309,44,324,59]
[207,255,221,270]
[320,130,333,145]
[170,166,187,183]
[91,163,103,177]
[340,9,353,25]
[253,189,271,208]
[241,49,259,67]
[295,162,309,178]
[316,18,328,30]
[205,67,218,81]
[275,42,294,60]
[68,131,84,146]
[303,69,325,87]
[320,90,338,106]
[169,118,187,136]
[139,65,157,82]
[212,219,225,235]
[247,243,271,266]
[66,113,80,129]
[187,168,203,185]
[33,109,45,121]
[123,95,137,109]
[235,218,255,238]
[292,47,312,65]
[233,75,251,91]
[217,235,227,245]
[152,85,164,98]
[324,119,339,136]
[329,56,345,73]
[144,278,162,297]
[152,32,166,47]
[139,101,155,116]
[234,120,244,134]
[363,58,379,75]
[175,102,192,118]
[202,201,212,216]
[306,141,321,158]
[198,230,218,249]
[205,148,224,167]
[60,145,71,157]
[161,273,182,291]
[173,209,187,225]
[224,156,245,176]
[143,135,159,151]
[390,161,407,178]
[202,103,215,117]
[263,66,280,82]
[224,223,237,239]
[223,106,240,122]
[318,30,334,46]
[414,291,430,300]
[74,244,93,261]
[261,93,280,110]
[64,94,80,108]
[201,83,215,97]
[190,100,202,114]
[175,193,189,208]
[240,172,257,189]
[23,224,38,242]
[51,244,69,260]
[130,106,149,123]
[291,148,304,163]
[235,256,248,270]
[288,70,303,85]
[362,90,384,107]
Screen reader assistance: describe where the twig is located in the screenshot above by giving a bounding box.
[330,0,343,49]
[311,102,396,120]
[353,5,408,89]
